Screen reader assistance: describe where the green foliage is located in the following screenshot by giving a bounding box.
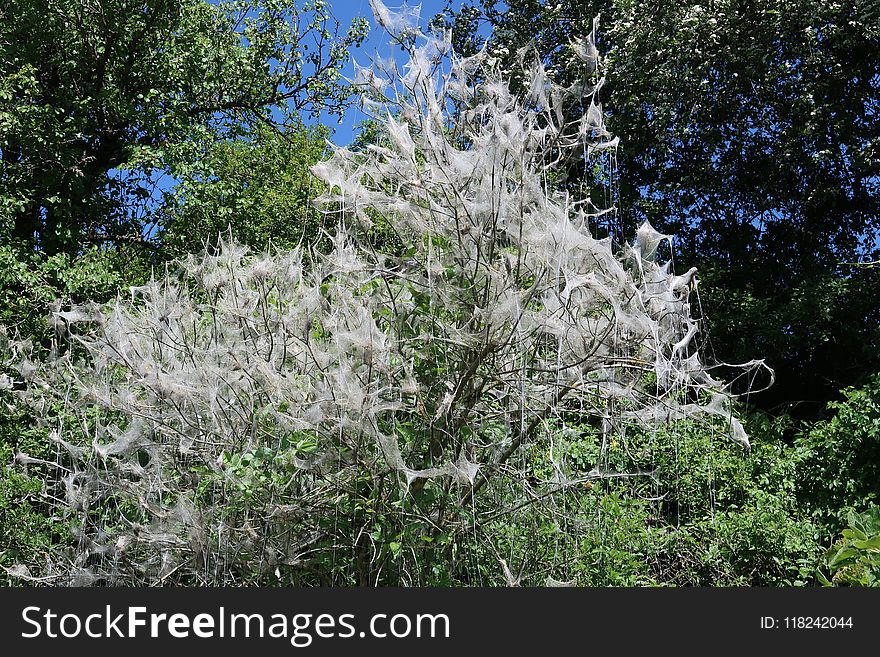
[0,243,144,338]
[819,506,880,587]
[461,415,819,587]
[159,123,331,256]
[625,416,818,586]
[0,394,69,585]
[608,0,880,411]
[795,375,880,535]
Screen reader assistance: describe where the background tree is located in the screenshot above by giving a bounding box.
[0,0,366,256]
[158,123,331,257]
[443,0,880,413]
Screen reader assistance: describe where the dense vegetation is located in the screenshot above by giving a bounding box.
[0,0,877,586]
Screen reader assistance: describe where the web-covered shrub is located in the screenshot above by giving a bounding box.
[4,3,768,585]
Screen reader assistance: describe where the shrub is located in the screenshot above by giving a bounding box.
[795,375,880,536]
[819,506,880,586]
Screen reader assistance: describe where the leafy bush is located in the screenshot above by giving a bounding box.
[795,375,880,536]
[463,414,819,587]
[0,244,142,339]
[603,415,818,586]
[819,506,880,586]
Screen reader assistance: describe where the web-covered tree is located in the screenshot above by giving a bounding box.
[5,3,767,585]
